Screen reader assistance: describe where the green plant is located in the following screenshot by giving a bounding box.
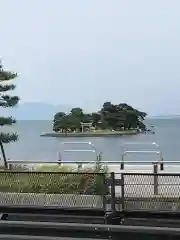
[0,61,20,168]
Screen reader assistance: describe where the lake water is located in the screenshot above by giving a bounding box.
[2,118,180,163]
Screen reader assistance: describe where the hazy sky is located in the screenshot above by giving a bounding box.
[1,0,180,116]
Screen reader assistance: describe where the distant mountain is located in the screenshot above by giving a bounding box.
[0,102,71,120]
[2,103,180,121]
[148,115,180,119]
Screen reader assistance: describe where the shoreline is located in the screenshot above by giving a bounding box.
[40,130,139,137]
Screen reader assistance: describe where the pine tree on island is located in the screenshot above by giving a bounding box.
[0,60,19,168]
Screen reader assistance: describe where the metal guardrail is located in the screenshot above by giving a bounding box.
[59,141,102,169]
[4,141,177,174]
[1,221,180,239]
[120,142,164,171]
[122,141,160,148]
[6,160,180,165]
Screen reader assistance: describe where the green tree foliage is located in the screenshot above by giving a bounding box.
[53,102,147,132]
[101,102,146,130]
[0,61,20,168]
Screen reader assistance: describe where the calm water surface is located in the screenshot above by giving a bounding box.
[2,118,180,163]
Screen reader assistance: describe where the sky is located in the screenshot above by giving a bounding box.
[1,0,180,116]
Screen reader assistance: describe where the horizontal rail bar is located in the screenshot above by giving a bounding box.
[120,161,159,164]
[7,213,105,220]
[158,161,180,164]
[0,221,180,236]
[3,205,180,217]
[123,150,160,154]
[58,161,160,164]
[0,206,104,216]
[58,161,111,164]
[121,210,180,220]
[6,160,180,165]
[6,160,166,164]
[7,161,61,164]
[122,142,159,147]
[63,150,96,152]
[61,142,92,145]
[122,172,180,176]
[0,235,89,240]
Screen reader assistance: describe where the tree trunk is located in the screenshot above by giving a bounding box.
[0,141,7,169]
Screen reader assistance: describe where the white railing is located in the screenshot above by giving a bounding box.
[59,141,102,168]
[120,142,164,170]
[4,141,175,173]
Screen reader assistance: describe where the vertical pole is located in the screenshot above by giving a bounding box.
[102,173,107,213]
[160,152,164,171]
[96,152,102,171]
[121,173,125,211]
[78,163,82,169]
[8,163,12,170]
[58,152,61,165]
[0,141,7,169]
[120,154,124,170]
[96,153,99,170]
[153,163,158,195]
[110,172,116,214]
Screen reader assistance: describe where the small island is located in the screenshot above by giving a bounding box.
[41,102,147,137]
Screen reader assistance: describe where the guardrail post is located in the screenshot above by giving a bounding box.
[58,152,61,165]
[121,173,125,210]
[120,154,124,170]
[8,163,12,170]
[110,172,116,214]
[153,163,159,195]
[77,163,82,169]
[160,162,164,171]
[96,152,102,171]
[160,153,164,170]
[103,174,107,213]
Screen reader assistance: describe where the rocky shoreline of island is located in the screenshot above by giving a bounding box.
[40,129,139,137]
